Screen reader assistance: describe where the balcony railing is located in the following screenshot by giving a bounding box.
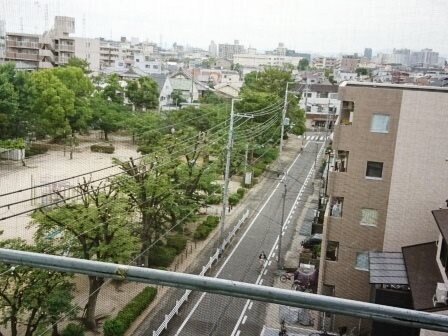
[5,51,39,61]
[56,44,75,52]
[6,40,39,49]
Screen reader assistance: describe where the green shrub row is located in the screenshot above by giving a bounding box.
[193,215,219,240]
[91,143,115,154]
[147,245,177,268]
[206,194,222,205]
[26,143,49,157]
[166,234,187,254]
[62,323,85,336]
[103,287,158,336]
[0,138,26,149]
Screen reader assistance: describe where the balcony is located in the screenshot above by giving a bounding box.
[6,40,39,49]
[39,49,54,62]
[339,100,354,125]
[56,44,75,52]
[5,51,39,61]
[333,150,349,173]
[57,56,71,64]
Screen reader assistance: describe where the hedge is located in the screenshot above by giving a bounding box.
[147,246,177,268]
[206,194,222,205]
[228,193,241,206]
[0,138,26,149]
[103,287,158,336]
[91,143,115,154]
[61,323,85,336]
[193,215,219,240]
[236,188,246,198]
[166,234,187,254]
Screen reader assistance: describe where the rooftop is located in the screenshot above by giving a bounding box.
[369,252,409,285]
[432,209,448,241]
[402,242,444,311]
[342,81,448,92]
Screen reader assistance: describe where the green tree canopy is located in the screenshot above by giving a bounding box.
[126,76,159,111]
[298,58,310,71]
[66,57,90,73]
[29,70,75,138]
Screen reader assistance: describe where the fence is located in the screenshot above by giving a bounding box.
[152,209,250,336]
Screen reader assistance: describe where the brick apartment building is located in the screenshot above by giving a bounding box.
[318,82,448,332]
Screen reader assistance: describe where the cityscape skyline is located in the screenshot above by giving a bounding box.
[1,0,448,56]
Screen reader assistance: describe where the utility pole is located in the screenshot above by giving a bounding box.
[278,181,287,269]
[280,82,295,153]
[302,78,309,146]
[243,143,249,186]
[219,99,251,252]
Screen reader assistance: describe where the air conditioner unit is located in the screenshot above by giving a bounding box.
[433,282,448,307]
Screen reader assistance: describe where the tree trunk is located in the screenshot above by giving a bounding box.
[104,129,109,141]
[51,323,59,336]
[10,316,17,336]
[140,212,152,266]
[84,276,104,330]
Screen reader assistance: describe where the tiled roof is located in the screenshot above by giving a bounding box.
[369,252,408,285]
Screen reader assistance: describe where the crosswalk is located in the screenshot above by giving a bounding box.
[298,135,328,141]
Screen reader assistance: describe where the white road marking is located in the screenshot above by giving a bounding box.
[236,331,241,336]
[242,315,248,325]
[268,260,272,266]
[178,141,321,336]
[248,301,253,310]
[264,269,268,275]
[259,279,264,285]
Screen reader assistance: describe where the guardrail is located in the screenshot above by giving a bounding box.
[152,209,250,336]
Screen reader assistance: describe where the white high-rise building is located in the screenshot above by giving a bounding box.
[208,40,217,57]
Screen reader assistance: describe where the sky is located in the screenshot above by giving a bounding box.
[1,0,448,56]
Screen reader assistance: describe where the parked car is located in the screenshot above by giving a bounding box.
[301,233,322,249]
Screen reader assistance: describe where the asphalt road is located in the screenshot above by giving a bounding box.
[142,134,326,336]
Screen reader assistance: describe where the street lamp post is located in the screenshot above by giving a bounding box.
[278,181,287,269]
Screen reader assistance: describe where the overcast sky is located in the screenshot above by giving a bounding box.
[1,0,448,56]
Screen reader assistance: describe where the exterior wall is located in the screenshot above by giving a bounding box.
[323,84,403,330]
[74,37,100,72]
[383,90,448,250]
[4,32,40,68]
[233,53,302,68]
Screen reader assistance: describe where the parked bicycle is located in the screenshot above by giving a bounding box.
[279,272,294,282]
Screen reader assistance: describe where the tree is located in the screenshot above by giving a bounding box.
[29,70,75,138]
[0,63,33,139]
[32,182,139,330]
[0,239,75,336]
[126,77,159,111]
[170,89,186,106]
[90,95,127,141]
[101,74,125,105]
[53,66,94,134]
[66,57,90,73]
[298,58,310,71]
[355,67,369,77]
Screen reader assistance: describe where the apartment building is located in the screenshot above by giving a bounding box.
[0,20,5,60]
[340,54,361,72]
[218,40,245,60]
[319,82,448,331]
[312,56,338,69]
[299,84,339,129]
[4,32,40,69]
[233,53,302,69]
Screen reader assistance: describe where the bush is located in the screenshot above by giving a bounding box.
[62,323,85,336]
[0,138,26,149]
[166,234,187,254]
[103,287,157,336]
[26,143,49,157]
[236,188,246,198]
[193,216,219,240]
[147,246,177,268]
[91,143,115,154]
[228,193,241,206]
[205,215,219,227]
[206,194,222,205]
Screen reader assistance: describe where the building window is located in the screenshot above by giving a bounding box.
[361,208,378,226]
[330,197,343,217]
[319,92,329,98]
[322,284,335,296]
[366,161,383,179]
[355,252,369,270]
[371,114,390,133]
[326,241,339,261]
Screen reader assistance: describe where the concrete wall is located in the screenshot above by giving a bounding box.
[383,90,448,251]
[74,37,100,72]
